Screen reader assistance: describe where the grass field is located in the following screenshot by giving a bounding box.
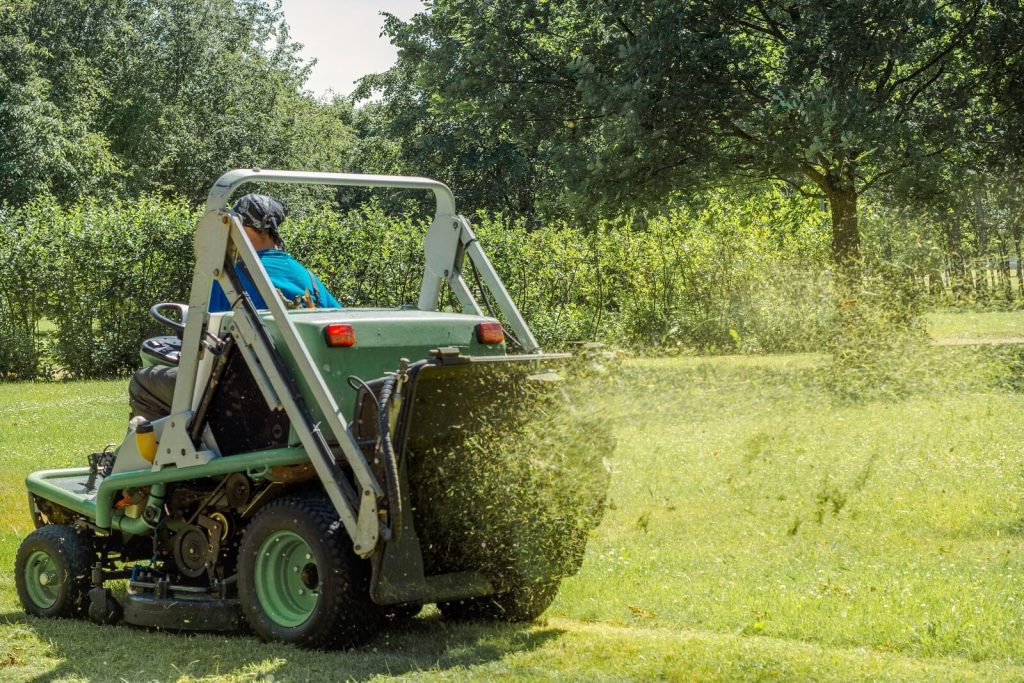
[4,322,1024,680]
[927,310,1024,342]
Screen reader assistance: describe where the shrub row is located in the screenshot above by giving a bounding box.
[0,197,197,380]
[0,190,834,380]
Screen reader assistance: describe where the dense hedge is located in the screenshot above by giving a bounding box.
[0,190,834,380]
[0,197,197,380]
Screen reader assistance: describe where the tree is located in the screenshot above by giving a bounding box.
[0,0,120,203]
[366,1,990,269]
[0,0,355,205]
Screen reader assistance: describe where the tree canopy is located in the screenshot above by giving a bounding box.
[1,0,1021,271]
[363,1,999,266]
[0,0,353,205]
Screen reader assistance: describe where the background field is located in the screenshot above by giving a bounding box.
[2,312,1024,681]
[927,311,1024,344]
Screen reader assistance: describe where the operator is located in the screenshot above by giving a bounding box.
[208,194,340,312]
[128,193,341,420]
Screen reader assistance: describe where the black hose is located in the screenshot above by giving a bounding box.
[377,376,403,542]
[347,375,374,397]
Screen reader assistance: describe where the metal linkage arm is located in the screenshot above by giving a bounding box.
[165,209,384,557]
[419,214,540,353]
[457,216,540,353]
[222,215,385,556]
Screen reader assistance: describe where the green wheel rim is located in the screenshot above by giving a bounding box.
[24,550,60,609]
[254,530,320,627]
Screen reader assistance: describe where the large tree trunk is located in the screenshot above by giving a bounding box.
[828,185,860,268]
[806,161,861,273]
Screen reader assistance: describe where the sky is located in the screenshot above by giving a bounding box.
[279,0,426,98]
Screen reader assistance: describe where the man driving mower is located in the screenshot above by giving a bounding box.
[129,193,339,420]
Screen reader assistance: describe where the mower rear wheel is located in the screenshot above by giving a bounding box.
[15,525,94,618]
[238,495,383,649]
[438,581,559,622]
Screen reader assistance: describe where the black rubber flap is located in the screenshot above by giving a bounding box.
[123,592,243,632]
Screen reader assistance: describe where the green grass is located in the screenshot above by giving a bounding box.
[3,354,1024,680]
[927,310,1024,342]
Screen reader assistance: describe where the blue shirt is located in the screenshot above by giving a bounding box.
[209,249,341,312]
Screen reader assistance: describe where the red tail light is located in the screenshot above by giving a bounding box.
[324,323,356,347]
[476,321,505,344]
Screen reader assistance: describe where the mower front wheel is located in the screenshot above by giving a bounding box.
[439,581,559,622]
[238,495,383,649]
[15,525,94,618]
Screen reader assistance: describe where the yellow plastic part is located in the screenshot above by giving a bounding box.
[136,428,157,464]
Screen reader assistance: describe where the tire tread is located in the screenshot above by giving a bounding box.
[15,524,94,618]
[238,494,382,649]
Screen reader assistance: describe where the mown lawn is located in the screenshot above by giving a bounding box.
[2,350,1024,681]
[927,310,1024,342]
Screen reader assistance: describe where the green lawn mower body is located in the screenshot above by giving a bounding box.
[16,170,607,649]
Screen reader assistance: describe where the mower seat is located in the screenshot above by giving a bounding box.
[140,335,181,367]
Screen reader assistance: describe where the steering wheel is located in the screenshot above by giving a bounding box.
[149,302,189,336]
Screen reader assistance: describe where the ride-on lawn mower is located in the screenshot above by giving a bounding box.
[14,170,610,649]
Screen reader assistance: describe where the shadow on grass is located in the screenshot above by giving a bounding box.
[996,517,1024,538]
[2,609,563,681]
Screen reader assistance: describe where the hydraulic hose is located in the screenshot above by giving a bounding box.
[377,376,404,542]
[111,483,166,537]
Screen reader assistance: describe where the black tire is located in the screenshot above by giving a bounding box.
[15,525,94,618]
[237,494,383,649]
[438,581,560,622]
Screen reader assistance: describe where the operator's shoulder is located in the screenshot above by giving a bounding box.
[258,249,300,266]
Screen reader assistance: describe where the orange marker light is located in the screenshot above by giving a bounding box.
[324,323,356,347]
[476,321,505,344]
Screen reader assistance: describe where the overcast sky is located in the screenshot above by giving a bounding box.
[279,0,425,98]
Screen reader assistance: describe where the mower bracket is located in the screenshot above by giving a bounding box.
[430,346,471,365]
[154,412,216,468]
[355,492,381,558]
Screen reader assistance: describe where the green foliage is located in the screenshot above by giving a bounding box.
[850,180,1024,312]
[0,202,56,379]
[352,8,575,221]
[0,1,121,204]
[615,192,833,352]
[286,187,837,355]
[0,310,40,381]
[45,197,197,378]
[980,1,1024,168]
[0,197,196,379]
[468,215,610,346]
[0,0,354,206]
[0,188,839,380]
[284,203,425,307]
[361,0,993,266]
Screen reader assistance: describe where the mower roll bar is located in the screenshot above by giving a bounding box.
[206,169,457,216]
[152,169,540,560]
